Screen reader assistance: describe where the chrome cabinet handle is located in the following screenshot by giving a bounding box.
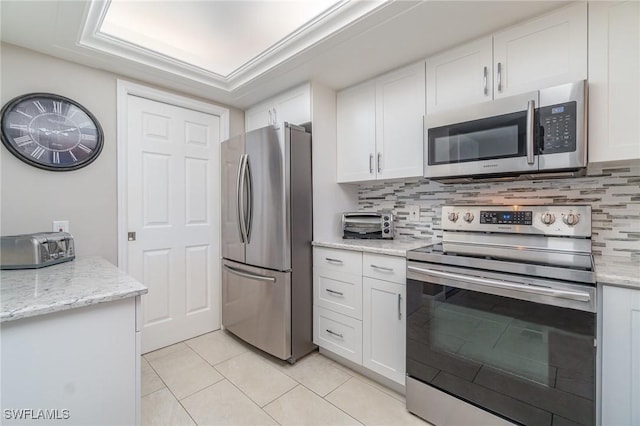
[497,62,503,92]
[369,154,374,174]
[526,100,535,165]
[370,264,393,272]
[326,329,344,339]
[407,265,591,302]
[223,264,276,282]
[377,152,382,173]
[483,66,488,96]
[325,257,343,264]
[272,107,278,124]
[326,289,344,296]
[398,294,402,320]
[268,109,273,125]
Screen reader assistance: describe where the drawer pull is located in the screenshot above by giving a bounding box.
[398,293,402,320]
[325,257,344,264]
[326,289,344,297]
[326,329,344,339]
[371,264,393,272]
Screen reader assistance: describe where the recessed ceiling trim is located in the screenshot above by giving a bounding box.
[78,0,390,93]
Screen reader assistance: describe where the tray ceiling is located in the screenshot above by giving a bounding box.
[1,1,567,108]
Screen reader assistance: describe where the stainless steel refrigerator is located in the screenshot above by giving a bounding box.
[221,123,314,362]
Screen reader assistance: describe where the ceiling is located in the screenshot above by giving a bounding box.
[0,1,568,109]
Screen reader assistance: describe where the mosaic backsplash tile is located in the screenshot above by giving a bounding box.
[357,160,640,259]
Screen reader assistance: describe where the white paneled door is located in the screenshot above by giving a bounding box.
[127,95,221,353]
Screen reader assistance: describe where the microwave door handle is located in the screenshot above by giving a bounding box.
[526,100,535,165]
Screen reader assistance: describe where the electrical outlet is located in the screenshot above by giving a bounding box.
[408,205,420,221]
[52,220,69,233]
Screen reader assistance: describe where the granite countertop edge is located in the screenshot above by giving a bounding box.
[594,254,640,290]
[1,256,148,323]
[312,238,433,257]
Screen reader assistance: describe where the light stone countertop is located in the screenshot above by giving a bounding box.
[0,256,148,323]
[312,238,432,257]
[595,255,640,290]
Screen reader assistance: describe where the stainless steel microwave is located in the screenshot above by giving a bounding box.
[425,80,587,181]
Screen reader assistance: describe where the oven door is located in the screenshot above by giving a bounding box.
[425,90,539,179]
[406,262,596,426]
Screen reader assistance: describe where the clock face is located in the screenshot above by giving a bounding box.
[0,93,104,171]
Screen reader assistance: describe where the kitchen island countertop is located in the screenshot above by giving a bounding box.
[0,256,147,322]
[312,237,432,257]
[594,255,640,290]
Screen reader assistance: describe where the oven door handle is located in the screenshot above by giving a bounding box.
[407,266,591,302]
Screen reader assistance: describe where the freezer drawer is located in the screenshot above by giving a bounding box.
[222,259,291,360]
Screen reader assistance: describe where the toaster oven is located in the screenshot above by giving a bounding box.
[342,212,394,239]
[1,232,75,269]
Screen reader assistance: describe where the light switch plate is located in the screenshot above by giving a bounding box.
[408,205,420,221]
[52,220,69,233]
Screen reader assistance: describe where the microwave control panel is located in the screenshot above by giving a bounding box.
[538,101,577,154]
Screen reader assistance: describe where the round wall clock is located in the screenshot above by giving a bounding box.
[0,93,104,171]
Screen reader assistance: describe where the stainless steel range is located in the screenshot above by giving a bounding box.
[406,205,595,426]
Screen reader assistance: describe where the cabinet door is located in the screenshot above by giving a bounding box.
[362,277,405,385]
[493,2,587,98]
[588,1,640,162]
[273,83,311,127]
[601,285,640,426]
[337,81,376,183]
[375,61,425,180]
[426,37,493,113]
[245,101,272,132]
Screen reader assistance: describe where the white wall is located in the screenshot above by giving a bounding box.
[0,43,244,264]
[310,81,358,240]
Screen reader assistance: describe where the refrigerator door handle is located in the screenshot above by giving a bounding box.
[238,154,249,243]
[223,264,276,283]
[245,155,253,243]
[236,154,246,243]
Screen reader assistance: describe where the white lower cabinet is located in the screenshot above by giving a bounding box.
[1,297,140,426]
[314,305,363,364]
[313,247,406,386]
[363,277,406,385]
[601,284,640,426]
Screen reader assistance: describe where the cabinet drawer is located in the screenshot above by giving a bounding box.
[314,247,362,275]
[314,306,362,365]
[363,253,406,284]
[314,268,362,320]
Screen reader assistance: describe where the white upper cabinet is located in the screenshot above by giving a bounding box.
[425,3,587,115]
[375,62,425,180]
[426,37,493,113]
[337,81,377,183]
[588,1,640,162]
[337,61,425,183]
[245,83,310,132]
[493,2,587,98]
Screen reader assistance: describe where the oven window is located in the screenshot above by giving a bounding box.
[428,111,527,165]
[406,279,595,426]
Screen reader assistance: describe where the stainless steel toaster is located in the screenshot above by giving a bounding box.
[1,232,75,269]
[342,212,394,239]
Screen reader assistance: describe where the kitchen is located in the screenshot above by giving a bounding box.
[1,1,639,425]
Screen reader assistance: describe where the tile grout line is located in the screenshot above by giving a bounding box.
[142,354,200,426]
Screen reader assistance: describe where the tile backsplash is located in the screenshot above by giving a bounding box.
[357,160,640,259]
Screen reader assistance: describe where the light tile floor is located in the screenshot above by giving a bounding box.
[142,330,432,426]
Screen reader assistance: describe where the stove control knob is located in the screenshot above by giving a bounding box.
[447,212,459,223]
[541,212,556,225]
[463,212,474,223]
[563,213,580,226]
